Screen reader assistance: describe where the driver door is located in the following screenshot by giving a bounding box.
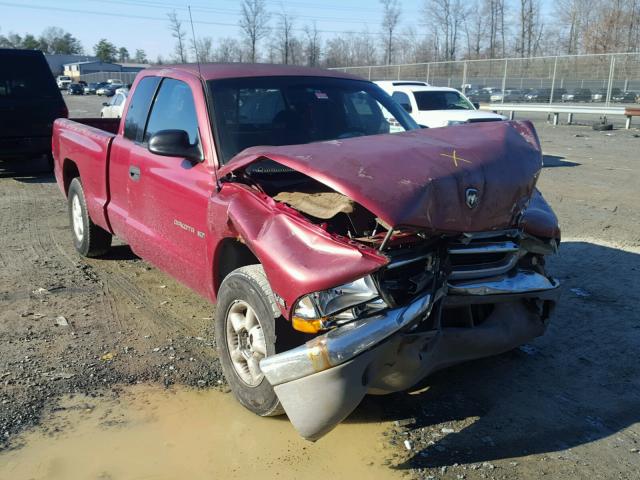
[124,77,215,293]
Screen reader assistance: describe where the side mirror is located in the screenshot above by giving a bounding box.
[472,102,480,109]
[148,129,203,163]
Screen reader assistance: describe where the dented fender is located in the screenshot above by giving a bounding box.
[209,183,388,317]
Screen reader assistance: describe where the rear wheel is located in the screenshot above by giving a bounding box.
[67,177,112,257]
[215,265,284,417]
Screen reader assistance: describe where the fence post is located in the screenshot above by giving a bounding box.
[605,56,616,107]
[426,63,430,84]
[368,66,372,80]
[549,56,558,105]
[501,58,508,103]
[462,61,468,91]
[397,65,401,80]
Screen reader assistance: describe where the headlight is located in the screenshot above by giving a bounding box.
[291,275,387,333]
[447,120,467,126]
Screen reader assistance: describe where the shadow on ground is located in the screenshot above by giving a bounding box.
[543,154,581,168]
[358,241,639,469]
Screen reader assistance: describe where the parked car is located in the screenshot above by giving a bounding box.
[0,48,67,164]
[67,83,85,95]
[97,82,122,96]
[56,75,72,90]
[490,89,525,103]
[591,88,621,102]
[100,91,128,118]
[52,64,560,441]
[83,82,102,95]
[561,88,592,102]
[376,82,505,127]
[466,89,490,103]
[525,88,566,102]
[612,90,637,103]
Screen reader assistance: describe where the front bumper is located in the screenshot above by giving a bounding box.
[260,269,560,440]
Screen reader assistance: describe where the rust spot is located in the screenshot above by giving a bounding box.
[306,337,332,372]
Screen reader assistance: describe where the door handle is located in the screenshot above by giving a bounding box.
[129,165,141,182]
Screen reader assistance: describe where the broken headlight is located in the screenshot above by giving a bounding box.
[291,275,387,333]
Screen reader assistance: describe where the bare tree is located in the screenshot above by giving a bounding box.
[424,0,466,60]
[214,37,244,62]
[167,10,187,63]
[239,0,271,62]
[516,0,544,57]
[192,36,214,63]
[380,0,402,64]
[463,1,484,58]
[274,11,295,64]
[303,22,321,66]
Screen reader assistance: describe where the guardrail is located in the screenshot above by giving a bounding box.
[480,103,638,129]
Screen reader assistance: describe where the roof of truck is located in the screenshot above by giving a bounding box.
[151,63,362,82]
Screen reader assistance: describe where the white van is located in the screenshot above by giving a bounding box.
[376,81,505,128]
[56,75,72,90]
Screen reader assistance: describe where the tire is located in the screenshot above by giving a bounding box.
[215,265,284,417]
[592,122,613,131]
[67,177,112,257]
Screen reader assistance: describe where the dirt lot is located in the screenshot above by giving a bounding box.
[0,95,639,479]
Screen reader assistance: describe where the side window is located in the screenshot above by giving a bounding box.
[392,91,412,113]
[123,76,160,142]
[144,78,199,145]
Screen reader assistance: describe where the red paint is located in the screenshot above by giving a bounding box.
[52,64,559,318]
[220,120,544,233]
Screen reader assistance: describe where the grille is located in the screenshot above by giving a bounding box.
[448,240,520,280]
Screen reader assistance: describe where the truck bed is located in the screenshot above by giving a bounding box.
[52,118,120,232]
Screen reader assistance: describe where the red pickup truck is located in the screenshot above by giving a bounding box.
[53,64,560,440]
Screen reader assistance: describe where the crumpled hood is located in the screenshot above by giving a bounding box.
[219,120,542,233]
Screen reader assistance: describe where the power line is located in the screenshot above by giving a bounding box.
[0,1,426,38]
[81,0,381,25]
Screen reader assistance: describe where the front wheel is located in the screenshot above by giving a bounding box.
[214,265,284,417]
[68,177,112,257]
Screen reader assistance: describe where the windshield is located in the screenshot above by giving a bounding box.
[413,91,474,111]
[209,76,419,163]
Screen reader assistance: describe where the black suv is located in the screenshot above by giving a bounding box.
[0,49,68,163]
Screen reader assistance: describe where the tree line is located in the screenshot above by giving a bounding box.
[3,0,640,69]
[0,26,149,64]
[165,0,640,67]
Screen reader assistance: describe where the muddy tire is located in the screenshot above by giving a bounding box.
[215,265,284,417]
[67,177,112,257]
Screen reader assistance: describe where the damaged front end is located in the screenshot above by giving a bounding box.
[217,121,560,441]
[260,229,560,440]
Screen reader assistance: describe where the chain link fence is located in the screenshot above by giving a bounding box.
[333,53,640,106]
[78,72,140,85]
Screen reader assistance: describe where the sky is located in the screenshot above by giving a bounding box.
[0,0,426,60]
[0,0,553,61]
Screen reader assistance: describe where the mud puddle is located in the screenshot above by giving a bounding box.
[0,385,400,480]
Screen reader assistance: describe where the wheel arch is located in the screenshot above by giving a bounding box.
[62,158,80,197]
[213,238,260,297]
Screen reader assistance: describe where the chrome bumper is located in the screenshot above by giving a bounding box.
[260,270,560,441]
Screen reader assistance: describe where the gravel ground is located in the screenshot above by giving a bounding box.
[1,95,639,478]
